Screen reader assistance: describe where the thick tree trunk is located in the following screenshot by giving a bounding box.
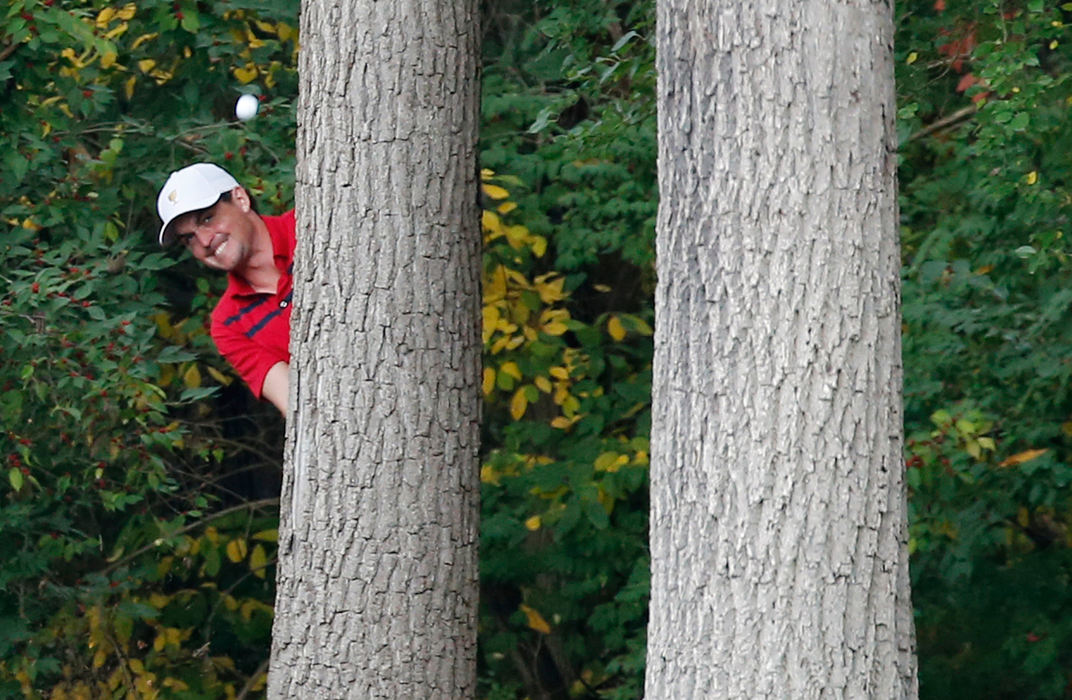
[268,1,481,697]
[646,0,917,697]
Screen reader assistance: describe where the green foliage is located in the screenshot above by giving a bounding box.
[0,0,296,694]
[898,0,1072,695]
[6,0,1072,697]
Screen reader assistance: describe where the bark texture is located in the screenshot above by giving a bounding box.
[268,1,481,697]
[646,0,917,697]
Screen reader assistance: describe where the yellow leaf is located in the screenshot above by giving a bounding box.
[96,7,116,27]
[250,543,268,578]
[104,23,128,40]
[524,515,541,531]
[233,63,259,83]
[999,448,1048,467]
[906,51,918,65]
[506,224,529,249]
[183,364,201,388]
[607,316,627,341]
[252,528,277,542]
[530,235,547,258]
[500,362,522,380]
[482,367,496,396]
[519,604,552,634]
[482,209,504,237]
[1017,506,1030,528]
[534,376,552,393]
[163,678,190,691]
[480,464,500,485]
[497,201,517,215]
[137,59,157,74]
[977,436,996,451]
[277,21,295,41]
[117,4,137,20]
[131,33,158,50]
[124,75,136,100]
[1025,171,1038,185]
[535,275,566,303]
[153,633,166,652]
[595,452,620,471]
[482,184,510,200]
[92,648,108,669]
[481,168,495,178]
[207,365,233,386]
[551,415,580,430]
[543,322,568,336]
[510,389,528,420]
[550,366,569,380]
[100,52,117,69]
[225,538,247,563]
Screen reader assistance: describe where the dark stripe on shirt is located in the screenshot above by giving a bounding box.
[223,297,269,326]
[245,290,293,339]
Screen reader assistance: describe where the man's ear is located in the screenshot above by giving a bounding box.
[231,186,252,213]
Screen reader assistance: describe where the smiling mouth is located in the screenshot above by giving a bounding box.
[211,239,229,258]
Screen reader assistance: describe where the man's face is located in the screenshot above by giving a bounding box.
[171,192,255,272]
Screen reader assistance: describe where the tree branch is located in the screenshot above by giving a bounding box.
[103,497,279,575]
[236,658,271,700]
[907,105,978,142]
[0,41,19,63]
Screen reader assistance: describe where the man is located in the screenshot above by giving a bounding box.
[157,163,292,414]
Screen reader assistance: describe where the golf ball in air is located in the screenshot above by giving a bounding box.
[235,94,259,121]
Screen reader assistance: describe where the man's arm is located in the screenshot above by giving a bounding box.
[261,361,290,415]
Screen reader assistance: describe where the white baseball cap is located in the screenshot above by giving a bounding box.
[157,163,240,246]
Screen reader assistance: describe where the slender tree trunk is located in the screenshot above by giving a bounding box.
[646,0,917,697]
[268,1,481,697]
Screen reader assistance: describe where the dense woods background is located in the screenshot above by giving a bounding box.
[0,0,1069,697]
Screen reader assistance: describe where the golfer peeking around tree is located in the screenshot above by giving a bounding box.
[157,163,293,415]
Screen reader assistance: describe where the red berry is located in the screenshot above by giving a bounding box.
[20,13,32,21]
[82,90,92,98]
[31,282,39,293]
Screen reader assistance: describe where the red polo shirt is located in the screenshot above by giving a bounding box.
[210,210,295,398]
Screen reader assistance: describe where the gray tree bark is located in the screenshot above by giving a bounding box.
[645,0,917,697]
[268,1,481,697]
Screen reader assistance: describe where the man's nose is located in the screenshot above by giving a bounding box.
[193,226,215,248]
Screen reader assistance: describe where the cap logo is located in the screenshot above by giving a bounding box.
[168,189,178,203]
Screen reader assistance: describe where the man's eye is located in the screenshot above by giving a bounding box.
[177,233,194,246]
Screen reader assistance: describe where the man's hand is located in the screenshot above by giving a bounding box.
[262,361,290,415]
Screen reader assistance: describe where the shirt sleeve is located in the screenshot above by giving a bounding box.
[211,318,288,399]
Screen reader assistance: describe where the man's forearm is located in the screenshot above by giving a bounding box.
[261,361,290,415]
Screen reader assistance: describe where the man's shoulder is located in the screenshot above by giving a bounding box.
[263,209,296,236]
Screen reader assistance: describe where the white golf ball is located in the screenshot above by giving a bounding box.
[235,94,259,121]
